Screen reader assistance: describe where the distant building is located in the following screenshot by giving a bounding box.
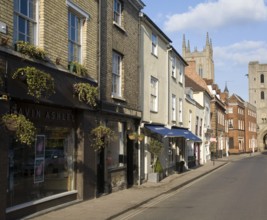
[248,61,266,151]
[182,33,214,83]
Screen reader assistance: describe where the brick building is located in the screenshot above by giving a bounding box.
[0,0,100,219]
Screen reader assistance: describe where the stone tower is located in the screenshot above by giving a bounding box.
[182,33,215,82]
[248,61,267,151]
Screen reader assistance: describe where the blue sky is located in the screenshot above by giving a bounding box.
[142,0,267,101]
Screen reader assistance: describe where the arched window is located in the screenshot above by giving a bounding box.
[261,74,264,83]
[261,91,265,100]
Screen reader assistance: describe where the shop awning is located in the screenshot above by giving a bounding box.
[145,125,179,138]
[145,125,202,142]
[172,128,202,142]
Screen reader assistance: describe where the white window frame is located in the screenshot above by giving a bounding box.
[179,64,184,84]
[150,76,158,112]
[179,98,183,123]
[113,0,122,26]
[14,0,38,44]
[67,0,89,63]
[152,33,158,56]
[171,56,176,78]
[172,94,176,121]
[112,51,122,97]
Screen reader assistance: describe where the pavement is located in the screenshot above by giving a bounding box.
[24,153,258,220]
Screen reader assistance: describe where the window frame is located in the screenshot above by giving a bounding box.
[67,0,89,63]
[150,76,158,112]
[13,0,37,44]
[112,51,122,97]
[113,0,122,26]
[178,98,183,123]
[171,56,176,78]
[151,33,158,56]
[172,94,176,121]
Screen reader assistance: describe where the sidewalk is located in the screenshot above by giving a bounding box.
[24,154,254,220]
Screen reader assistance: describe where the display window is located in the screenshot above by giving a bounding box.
[106,122,125,169]
[7,126,75,207]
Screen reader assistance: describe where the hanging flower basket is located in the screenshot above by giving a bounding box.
[138,134,145,141]
[90,125,114,151]
[1,114,36,145]
[128,132,137,140]
[73,82,98,107]
[12,66,55,101]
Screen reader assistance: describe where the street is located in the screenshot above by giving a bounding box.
[114,153,267,220]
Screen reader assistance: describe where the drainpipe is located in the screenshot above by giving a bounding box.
[166,46,172,126]
[98,0,102,101]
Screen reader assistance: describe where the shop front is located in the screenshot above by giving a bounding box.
[5,102,77,219]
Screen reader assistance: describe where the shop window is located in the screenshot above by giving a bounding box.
[107,122,125,169]
[7,127,75,207]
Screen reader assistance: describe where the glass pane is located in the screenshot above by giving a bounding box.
[14,0,19,12]
[20,0,28,16]
[18,16,26,34]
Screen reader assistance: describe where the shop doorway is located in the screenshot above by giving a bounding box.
[97,148,105,194]
[127,137,134,187]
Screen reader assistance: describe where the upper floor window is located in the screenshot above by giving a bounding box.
[68,11,81,62]
[261,74,264,83]
[261,91,265,100]
[152,33,158,56]
[67,0,89,63]
[113,0,122,26]
[188,110,192,131]
[195,116,199,136]
[112,51,122,97]
[179,98,183,123]
[172,94,176,121]
[171,56,176,78]
[150,77,158,112]
[228,107,233,114]
[14,0,37,44]
[179,64,184,84]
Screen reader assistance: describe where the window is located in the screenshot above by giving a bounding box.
[14,0,37,44]
[199,64,203,78]
[261,74,264,83]
[195,116,199,135]
[261,91,265,100]
[171,56,176,78]
[228,107,233,114]
[189,110,192,131]
[68,11,81,62]
[179,64,184,84]
[113,0,122,25]
[152,33,158,56]
[112,51,122,97]
[172,94,176,121]
[199,118,203,136]
[179,98,183,123]
[67,1,89,63]
[229,119,234,129]
[150,77,158,112]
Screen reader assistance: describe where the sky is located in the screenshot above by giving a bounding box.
[142,0,267,101]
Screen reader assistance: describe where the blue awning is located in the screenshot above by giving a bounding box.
[145,125,180,137]
[172,128,202,142]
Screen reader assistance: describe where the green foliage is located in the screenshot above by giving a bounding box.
[148,138,163,157]
[73,82,98,107]
[15,41,47,61]
[12,67,55,100]
[69,61,88,77]
[2,114,36,145]
[90,125,114,151]
[154,158,163,173]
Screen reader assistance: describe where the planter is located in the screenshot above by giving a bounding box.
[148,172,163,183]
[4,119,18,131]
[128,132,137,140]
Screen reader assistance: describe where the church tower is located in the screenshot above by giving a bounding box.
[182,33,215,83]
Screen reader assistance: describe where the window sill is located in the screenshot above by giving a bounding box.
[171,76,177,81]
[151,53,158,59]
[113,21,126,33]
[150,110,158,113]
[111,94,126,102]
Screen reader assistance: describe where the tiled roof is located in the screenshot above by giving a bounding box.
[185,60,212,96]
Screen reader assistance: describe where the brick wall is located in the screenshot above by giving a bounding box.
[100,0,141,111]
